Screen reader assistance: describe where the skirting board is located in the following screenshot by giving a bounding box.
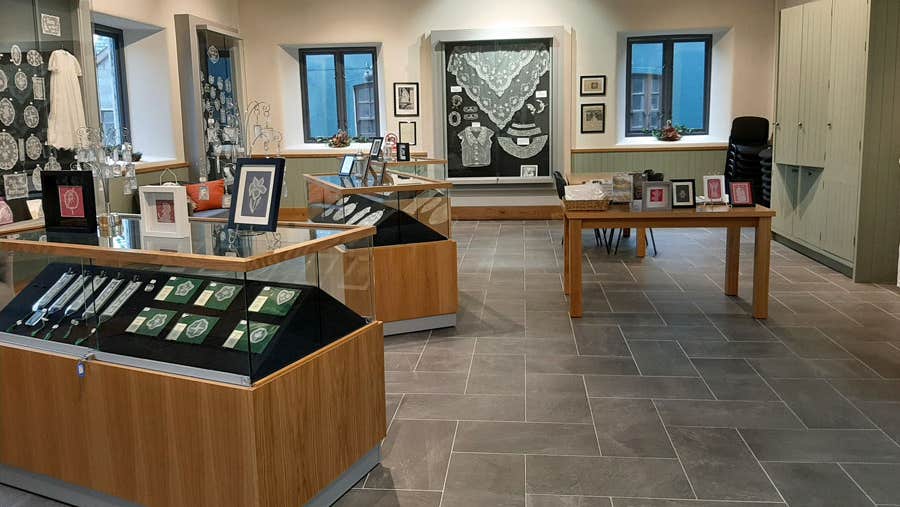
[384,313,457,336]
[773,233,853,277]
[0,446,381,507]
[452,205,563,220]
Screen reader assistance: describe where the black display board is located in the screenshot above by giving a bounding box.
[444,39,552,180]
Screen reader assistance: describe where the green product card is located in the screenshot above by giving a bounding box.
[223,320,280,354]
[193,282,242,311]
[248,286,300,317]
[126,307,178,337]
[165,313,220,344]
[154,276,204,305]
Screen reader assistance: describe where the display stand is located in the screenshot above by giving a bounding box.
[0,217,385,507]
[305,169,458,335]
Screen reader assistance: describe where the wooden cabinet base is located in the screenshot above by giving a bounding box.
[0,322,386,507]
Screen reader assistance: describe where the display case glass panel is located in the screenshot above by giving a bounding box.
[0,216,374,385]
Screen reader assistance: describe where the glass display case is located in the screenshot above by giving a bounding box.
[305,169,452,241]
[384,158,448,180]
[0,216,374,386]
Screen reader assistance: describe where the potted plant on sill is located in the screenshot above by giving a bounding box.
[644,120,694,142]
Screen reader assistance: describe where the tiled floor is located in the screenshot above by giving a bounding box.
[4,221,900,507]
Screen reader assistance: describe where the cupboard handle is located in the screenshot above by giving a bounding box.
[775,122,781,127]
[798,122,803,127]
[827,122,833,128]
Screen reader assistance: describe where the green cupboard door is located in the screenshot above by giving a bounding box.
[772,165,800,237]
[775,6,804,166]
[798,0,833,168]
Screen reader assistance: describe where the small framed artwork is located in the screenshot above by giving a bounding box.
[394,82,419,117]
[520,165,538,178]
[642,181,673,211]
[671,179,697,208]
[138,185,190,238]
[397,142,411,162]
[581,104,606,134]
[580,75,607,96]
[228,158,286,232]
[703,175,727,204]
[40,170,97,233]
[399,121,417,145]
[729,181,755,207]
[369,137,383,160]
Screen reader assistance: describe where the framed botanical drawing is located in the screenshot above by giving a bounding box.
[580,75,607,96]
[581,103,606,133]
[393,82,419,117]
[228,158,286,232]
[138,185,190,238]
[40,170,97,233]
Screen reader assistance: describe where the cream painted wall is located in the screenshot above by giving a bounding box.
[237,0,777,156]
[90,0,240,162]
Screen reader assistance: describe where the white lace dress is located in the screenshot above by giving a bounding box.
[47,50,87,150]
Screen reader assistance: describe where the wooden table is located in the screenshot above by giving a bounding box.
[564,204,776,318]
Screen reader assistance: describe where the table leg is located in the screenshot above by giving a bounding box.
[563,215,570,295]
[725,226,741,296]
[752,218,772,319]
[636,228,647,258]
[568,218,583,317]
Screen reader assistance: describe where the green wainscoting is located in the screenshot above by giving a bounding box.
[571,148,728,181]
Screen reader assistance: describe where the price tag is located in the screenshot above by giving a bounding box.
[535,90,548,98]
[154,286,172,301]
[471,122,481,128]
[450,86,462,93]
[249,294,267,312]
[224,326,245,348]
[517,138,530,146]
[126,316,146,333]
[194,289,213,306]
[165,322,187,341]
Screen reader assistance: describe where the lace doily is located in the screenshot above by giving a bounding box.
[31,164,42,191]
[23,105,39,129]
[3,172,28,199]
[346,207,372,225]
[448,111,461,127]
[0,69,7,93]
[32,76,45,100]
[358,209,384,227]
[14,70,27,91]
[0,98,14,126]
[0,133,17,170]
[25,134,42,160]
[26,49,42,67]
[45,154,61,171]
[10,45,21,66]
[498,135,548,159]
[447,43,550,129]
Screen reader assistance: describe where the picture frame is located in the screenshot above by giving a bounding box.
[393,82,419,117]
[581,103,606,134]
[642,181,673,211]
[397,142,411,162]
[399,121,417,145]
[40,170,97,233]
[370,160,388,186]
[703,175,727,204]
[369,137,383,160]
[227,158,286,232]
[580,75,607,96]
[729,181,755,207]
[671,179,697,208]
[138,185,191,238]
[631,172,647,201]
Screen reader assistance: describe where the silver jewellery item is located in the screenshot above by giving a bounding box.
[448,111,462,127]
[507,126,542,137]
[26,49,42,67]
[32,76,45,100]
[14,69,27,91]
[498,135,549,159]
[0,69,7,92]
[451,95,463,108]
[463,113,479,121]
[25,134,42,160]
[23,105,39,129]
[0,98,14,126]
[207,45,220,63]
[462,105,478,113]
[10,45,21,66]
[145,279,157,292]
[0,132,17,170]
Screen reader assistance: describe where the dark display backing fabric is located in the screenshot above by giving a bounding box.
[444,39,552,180]
[0,263,368,381]
[312,193,447,248]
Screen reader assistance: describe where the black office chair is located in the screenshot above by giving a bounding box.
[553,171,604,248]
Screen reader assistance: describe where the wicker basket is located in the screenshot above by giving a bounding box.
[564,183,611,211]
[564,198,610,211]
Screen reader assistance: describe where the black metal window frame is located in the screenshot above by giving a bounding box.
[93,23,131,142]
[625,34,712,137]
[298,47,380,142]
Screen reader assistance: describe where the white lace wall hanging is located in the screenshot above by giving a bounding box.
[45,154,61,171]
[448,111,461,127]
[32,76,45,100]
[498,135,549,159]
[24,105,39,129]
[0,133,17,170]
[347,207,372,225]
[31,164,42,191]
[0,70,7,93]
[3,172,29,199]
[14,70,27,91]
[447,44,550,130]
[27,50,43,67]
[458,126,494,168]
[358,209,384,227]
[25,134,42,160]
[10,45,22,66]
[0,98,14,127]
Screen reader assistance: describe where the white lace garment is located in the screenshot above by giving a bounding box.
[458,126,494,168]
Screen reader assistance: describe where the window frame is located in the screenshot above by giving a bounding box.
[298,47,380,142]
[93,23,131,144]
[625,34,712,137]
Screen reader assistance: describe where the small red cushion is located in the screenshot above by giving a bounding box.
[185,179,225,211]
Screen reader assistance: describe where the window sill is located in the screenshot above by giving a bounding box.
[616,135,729,148]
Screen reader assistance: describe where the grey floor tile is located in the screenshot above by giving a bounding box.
[768,327,850,359]
[749,358,879,379]
[441,453,525,507]
[385,372,468,394]
[768,379,874,429]
[655,400,803,429]
[740,429,900,462]
[526,312,575,339]
[385,353,420,372]
[680,341,793,358]
[366,419,456,490]
[574,313,666,327]
[619,325,725,341]
[526,355,639,375]
[590,398,675,458]
[839,342,900,378]
[384,332,431,353]
[467,373,526,395]
[829,380,900,402]
[424,336,477,354]
[611,500,783,507]
[396,394,524,421]
[629,341,697,376]
[763,462,872,507]
[454,421,599,455]
[386,394,403,426]
[415,351,472,372]
[605,291,656,313]
[334,490,442,507]
[470,354,525,375]
[584,375,712,400]
[527,391,592,424]
[854,402,900,444]
[842,463,900,504]
[574,326,631,356]
[476,338,577,355]
[668,427,781,502]
[526,455,693,498]
[527,495,611,507]
[703,376,779,401]
[691,358,758,377]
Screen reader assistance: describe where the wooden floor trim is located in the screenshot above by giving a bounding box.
[452,205,563,220]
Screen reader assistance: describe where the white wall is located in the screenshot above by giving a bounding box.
[237,0,777,155]
[91,0,240,162]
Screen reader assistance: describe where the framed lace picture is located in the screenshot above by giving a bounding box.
[138,185,190,238]
[393,82,419,117]
[581,103,606,133]
[40,170,97,233]
[228,158,285,232]
[580,75,607,96]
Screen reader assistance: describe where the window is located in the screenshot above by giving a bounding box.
[299,48,379,142]
[626,35,711,136]
[93,24,129,146]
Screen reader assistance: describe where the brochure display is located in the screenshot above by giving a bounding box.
[0,216,384,507]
